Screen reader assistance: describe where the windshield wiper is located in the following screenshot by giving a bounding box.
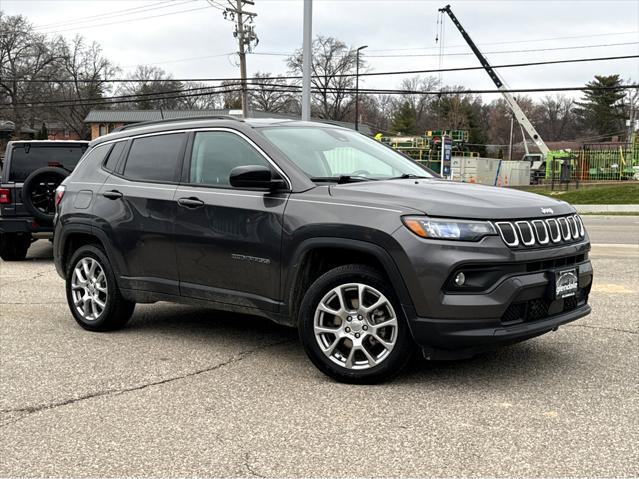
[310,175,378,184]
[386,173,431,180]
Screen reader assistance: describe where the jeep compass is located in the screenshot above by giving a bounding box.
[53,117,592,383]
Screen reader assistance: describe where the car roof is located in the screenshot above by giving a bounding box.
[8,140,89,146]
[90,117,350,147]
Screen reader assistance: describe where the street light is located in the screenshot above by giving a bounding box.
[354,45,368,131]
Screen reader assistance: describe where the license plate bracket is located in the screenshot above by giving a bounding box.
[551,267,579,300]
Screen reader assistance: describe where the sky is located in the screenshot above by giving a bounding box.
[2,0,638,102]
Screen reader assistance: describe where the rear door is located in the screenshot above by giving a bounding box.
[174,130,289,311]
[93,133,186,295]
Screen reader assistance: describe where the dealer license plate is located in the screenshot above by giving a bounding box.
[553,268,579,299]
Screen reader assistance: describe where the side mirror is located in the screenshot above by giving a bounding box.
[229,165,286,190]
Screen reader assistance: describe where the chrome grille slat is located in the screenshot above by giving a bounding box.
[515,221,535,246]
[558,217,571,241]
[568,216,579,239]
[531,220,549,245]
[495,222,519,247]
[494,214,586,249]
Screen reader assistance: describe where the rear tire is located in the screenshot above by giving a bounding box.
[65,244,135,331]
[298,264,414,384]
[0,233,31,261]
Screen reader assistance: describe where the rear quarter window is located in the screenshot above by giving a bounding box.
[122,134,185,183]
[103,141,127,172]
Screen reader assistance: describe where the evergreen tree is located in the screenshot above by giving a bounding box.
[392,101,417,135]
[575,75,625,138]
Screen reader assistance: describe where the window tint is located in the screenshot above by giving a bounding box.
[103,141,126,172]
[123,134,185,182]
[9,144,88,182]
[189,131,270,187]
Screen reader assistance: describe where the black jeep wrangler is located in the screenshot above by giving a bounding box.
[0,140,88,260]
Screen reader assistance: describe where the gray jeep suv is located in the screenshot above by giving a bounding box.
[53,117,592,383]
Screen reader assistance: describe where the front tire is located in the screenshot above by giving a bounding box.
[65,245,135,331]
[298,264,414,384]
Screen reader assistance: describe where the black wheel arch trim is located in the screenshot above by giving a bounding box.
[54,222,124,286]
[283,237,416,319]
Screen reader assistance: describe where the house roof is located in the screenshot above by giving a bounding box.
[83,109,373,135]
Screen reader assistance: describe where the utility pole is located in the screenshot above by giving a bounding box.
[301,0,313,122]
[221,0,258,118]
[354,45,368,131]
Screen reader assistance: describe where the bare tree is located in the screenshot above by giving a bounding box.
[178,82,222,110]
[0,13,60,137]
[397,75,440,131]
[220,80,242,109]
[287,36,365,121]
[249,72,297,113]
[45,36,117,138]
[533,95,576,141]
[115,65,183,110]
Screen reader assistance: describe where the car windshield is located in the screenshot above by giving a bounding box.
[259,126,434,182]
[9,144,88,182]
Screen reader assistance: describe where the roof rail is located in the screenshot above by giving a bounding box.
[110,115,244,133]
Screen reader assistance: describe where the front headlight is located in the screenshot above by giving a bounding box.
[402,216,497,241]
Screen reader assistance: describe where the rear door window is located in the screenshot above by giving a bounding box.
[122,134,185,183]
[9,144,88,182]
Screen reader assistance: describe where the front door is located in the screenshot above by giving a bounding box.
[174,130,288,312]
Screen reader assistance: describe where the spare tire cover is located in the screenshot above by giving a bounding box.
[21,167,69,225]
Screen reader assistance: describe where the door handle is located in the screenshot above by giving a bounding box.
[177,197,205,208]
[102,190,123,200]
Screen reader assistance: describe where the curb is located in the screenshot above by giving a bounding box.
[574,204,639,214]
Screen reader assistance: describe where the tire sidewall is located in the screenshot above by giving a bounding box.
[22,167,68,225]
[65,245,119,331]
[299,265,414,384]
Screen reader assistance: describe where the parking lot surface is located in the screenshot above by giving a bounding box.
[1,215,638,477]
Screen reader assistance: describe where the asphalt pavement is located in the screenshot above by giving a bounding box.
[1,216,637,477]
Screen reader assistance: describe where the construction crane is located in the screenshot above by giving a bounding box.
[438,4,570,180]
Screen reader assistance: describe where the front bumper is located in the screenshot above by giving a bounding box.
[0,217,53,234]
[409,304,590,359]
[392,228,593,355]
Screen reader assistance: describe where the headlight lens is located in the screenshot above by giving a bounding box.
[402,216,497,241]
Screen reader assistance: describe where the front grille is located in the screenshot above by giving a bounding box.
[494,214,585,249]
[501,287,589,324]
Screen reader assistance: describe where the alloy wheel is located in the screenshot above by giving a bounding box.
[71,257,108,321]
[313,283,398,370]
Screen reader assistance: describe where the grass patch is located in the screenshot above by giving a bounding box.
[521,184,639,204]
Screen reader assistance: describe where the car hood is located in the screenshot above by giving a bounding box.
[328,179,574,220]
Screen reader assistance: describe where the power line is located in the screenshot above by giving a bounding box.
[33,0,188,30]
[3,84,637,110]
[365,30,639,52]
[30,5,213,34]
[250,41,639,58]
[8,54,638,83]
[367,41,639,58]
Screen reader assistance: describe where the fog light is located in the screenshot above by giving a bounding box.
[454,272,466,286]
